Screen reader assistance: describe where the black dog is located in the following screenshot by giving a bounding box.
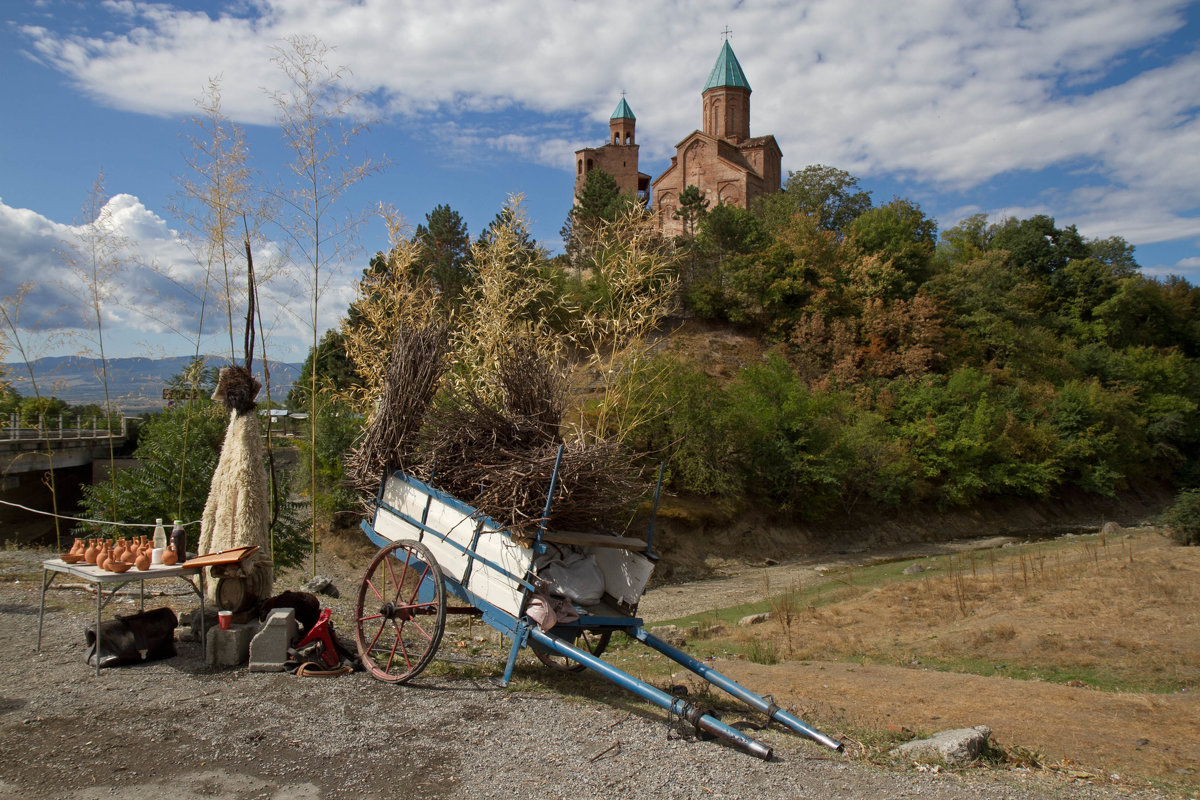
[84,607,178,669]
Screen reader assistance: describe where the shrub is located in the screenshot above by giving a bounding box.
[1160,489,1200,546]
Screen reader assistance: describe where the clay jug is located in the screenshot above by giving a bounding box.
[96,544,110,571]
[134,549,151,571]
[161,544,179,567]
[70,538,85,555]
[84,540,99,565]
[113,540,127,563]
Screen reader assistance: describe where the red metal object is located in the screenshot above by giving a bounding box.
[293,608,341,669]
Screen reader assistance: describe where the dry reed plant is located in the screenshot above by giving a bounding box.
[339,206,443,417]
[449,196,565,406]
[342,199,670,533]
[566,206,680,442]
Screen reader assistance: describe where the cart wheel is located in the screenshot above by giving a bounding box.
[531,630,612,672]
[354,540,446,683]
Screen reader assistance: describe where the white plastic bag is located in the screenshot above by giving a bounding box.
[539,550,605,605]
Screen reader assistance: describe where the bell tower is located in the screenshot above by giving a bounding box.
[610,95,635,146]
[701,39,751,143]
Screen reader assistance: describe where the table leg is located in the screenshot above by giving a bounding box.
[95,580,103,677]
[199,572,207,662]
[36,568,56,652]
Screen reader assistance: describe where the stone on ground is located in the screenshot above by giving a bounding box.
[889,725,993,765]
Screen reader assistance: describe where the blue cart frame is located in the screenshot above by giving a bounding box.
[355,452,842,760]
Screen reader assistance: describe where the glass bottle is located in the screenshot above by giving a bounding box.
[153,518,167,550]
[171,520,187,561]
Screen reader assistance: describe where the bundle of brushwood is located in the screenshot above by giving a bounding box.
[419,392,644,544]
[344,320,449,502]
[348,329,646,542]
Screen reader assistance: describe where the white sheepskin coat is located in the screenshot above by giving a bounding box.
[199,409,273,600]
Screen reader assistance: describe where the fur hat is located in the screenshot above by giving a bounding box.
[211,366,261,414]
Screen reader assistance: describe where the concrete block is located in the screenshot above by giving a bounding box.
[249,608,298,672]
[206,623,255,668]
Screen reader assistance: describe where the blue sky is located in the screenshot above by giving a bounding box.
[2,0,1199,364]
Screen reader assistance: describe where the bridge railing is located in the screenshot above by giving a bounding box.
[0,413,128,443]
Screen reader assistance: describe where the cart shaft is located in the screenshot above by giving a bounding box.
[633,627,844,752]
[527,627,773,760]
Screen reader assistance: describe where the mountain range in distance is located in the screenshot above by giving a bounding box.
[1,355,303,412]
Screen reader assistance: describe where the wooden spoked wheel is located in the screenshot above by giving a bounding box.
[355,540,446,683]
[531,629,612,672]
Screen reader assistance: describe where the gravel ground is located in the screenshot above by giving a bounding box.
[0,548,1178,800]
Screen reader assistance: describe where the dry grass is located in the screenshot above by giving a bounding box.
[647,531,1199,791]
[735,531,1199,692]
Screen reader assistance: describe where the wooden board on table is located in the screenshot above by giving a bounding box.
[181,546,259,568]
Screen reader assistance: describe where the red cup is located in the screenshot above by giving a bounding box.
[218,610,232,630]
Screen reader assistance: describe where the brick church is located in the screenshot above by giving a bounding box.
[573,39,782,238]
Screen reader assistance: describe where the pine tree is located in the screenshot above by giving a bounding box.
[414,204,472,304]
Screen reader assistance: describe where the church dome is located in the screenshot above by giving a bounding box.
[703,40,751,92]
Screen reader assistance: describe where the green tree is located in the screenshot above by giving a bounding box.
[574,168,625,225]
[565,169,634,264]
[479,204,542,259]
[936,213,992,268]
[288,328,354,409]
[414,204,472,305]
[756,164,872,237]
[674,184,710,243]
[19,395,69,420]
[698,202,766,256]
[989,214,1087,279]
[846,198,937,297]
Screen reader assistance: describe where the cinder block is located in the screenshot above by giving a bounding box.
[249,608,298,672]
[206,623,255,667]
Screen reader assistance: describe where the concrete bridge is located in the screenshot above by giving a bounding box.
[1,416,132,544]
[0,416,130,475]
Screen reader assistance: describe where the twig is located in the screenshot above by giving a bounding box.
[589,741,621,762]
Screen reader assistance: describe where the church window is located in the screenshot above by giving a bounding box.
[587,158,594,172]
[577,159,583,175]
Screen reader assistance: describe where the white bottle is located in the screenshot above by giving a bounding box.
[153,518,167,550]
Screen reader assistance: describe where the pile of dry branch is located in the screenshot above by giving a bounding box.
[348,330,646,539]
[420,394,644,542]
[344,320,449,500]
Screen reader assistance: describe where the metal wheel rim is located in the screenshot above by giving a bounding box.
[354,540,446,683]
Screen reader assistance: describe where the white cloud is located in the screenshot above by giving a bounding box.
[0,196,345,361]
[11,0,1200,257]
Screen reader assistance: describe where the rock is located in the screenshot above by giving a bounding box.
[738,612,772,627]
[1101,521,1123,538]
[648,625,686,647]
[303,575,340,598]
[903,564,926,575]
[889,725,992,765]
[704,623,727,637]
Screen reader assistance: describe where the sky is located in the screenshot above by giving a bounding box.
[2,0,1199,364]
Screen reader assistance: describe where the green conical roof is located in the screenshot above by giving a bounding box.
[703,40,751,92]
[610,97,635,120]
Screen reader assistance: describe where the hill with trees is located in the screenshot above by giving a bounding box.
[299,165,1199,535]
